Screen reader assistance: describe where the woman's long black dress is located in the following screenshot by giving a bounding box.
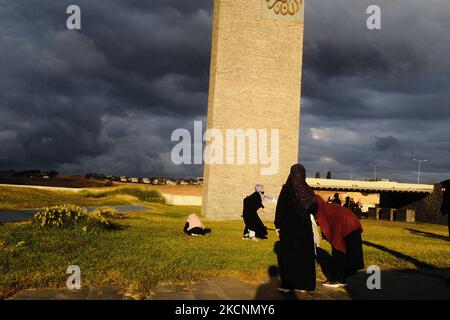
[275,184,317,291]
[242,192,268,239]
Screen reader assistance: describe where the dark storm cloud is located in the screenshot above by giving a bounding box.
[300,0,450,183]
[0,0,210,175]
[302,0,450,121]
[0,0,449,182]
[374,136,401,152]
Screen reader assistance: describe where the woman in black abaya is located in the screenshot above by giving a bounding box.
[275,164,318,292]
[242,185,268,240]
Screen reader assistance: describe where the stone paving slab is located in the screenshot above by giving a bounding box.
[145,277,350,300]
[347,270,450,300]
[10,288,126,300]
[9,272,448,300]
[8,277,350,300]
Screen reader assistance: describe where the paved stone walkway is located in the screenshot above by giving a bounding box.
[8,271,450,300]
[10,287,128,300]
[9,277,350,300]
[147,277,350,300]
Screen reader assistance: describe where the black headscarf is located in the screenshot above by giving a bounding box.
[286,164,317,212]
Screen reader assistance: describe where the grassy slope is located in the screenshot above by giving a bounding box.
[0,186,159,210]
[0,204,274,298]
[1,200,449,299]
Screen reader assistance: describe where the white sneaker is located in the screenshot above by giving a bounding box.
[322,281,340,288]
[294,289,307,293]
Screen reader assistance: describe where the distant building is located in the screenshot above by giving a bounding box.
[166,180,177,186]
[0,170,15,179]
[307,178,433,213]
[120,176,127,182]
[142,178,151,184]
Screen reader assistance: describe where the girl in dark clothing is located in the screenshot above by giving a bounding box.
[275,164,318,292]
[315,196,365,287]
[242,185,268,240]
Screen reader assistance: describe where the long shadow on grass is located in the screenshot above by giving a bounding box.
[344,268,450,300]
[405,228,449,242]
[316,248,333,280]
[317,244,450,300]
[108,224,129,231]
[254,266,298,300]
[362,240,439,270]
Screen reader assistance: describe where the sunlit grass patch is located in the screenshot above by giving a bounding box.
[0,202,449,299]
[82,187,165,204]
[0,186,129,210]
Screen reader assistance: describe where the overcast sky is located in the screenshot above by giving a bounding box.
[0,0,449,183]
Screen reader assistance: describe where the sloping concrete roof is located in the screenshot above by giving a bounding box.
[305,178,434,193]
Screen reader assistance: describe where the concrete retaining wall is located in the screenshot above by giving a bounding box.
[163,194,202,206]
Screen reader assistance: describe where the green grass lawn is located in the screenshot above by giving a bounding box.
[0,186,123,210]
[0,186,164,210]
[1,198,449,299]
[0,186,449,298]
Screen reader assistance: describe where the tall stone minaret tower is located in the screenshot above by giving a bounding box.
[202,0,305,220]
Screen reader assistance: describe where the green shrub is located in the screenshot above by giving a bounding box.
[118,188,165,203]
[104,180,114,187]
[33,205,114,232]
[83,188,165,204]
[90,206,118,219]
[83,191,108,198]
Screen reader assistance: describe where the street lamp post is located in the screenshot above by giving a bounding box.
[350,168,355,180]
[370,164,381,180]
[413,159,428,184]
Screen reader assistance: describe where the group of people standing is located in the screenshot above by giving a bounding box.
[328,193,363,219]
[243,164,365,291]
[183,166,449,292]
